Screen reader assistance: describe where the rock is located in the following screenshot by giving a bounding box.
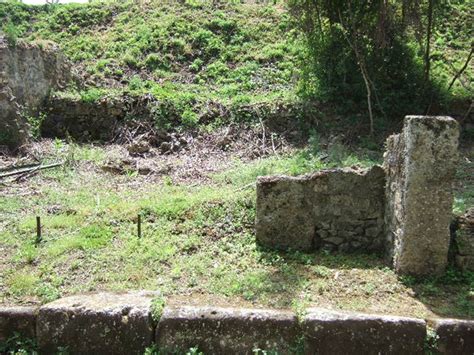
[127,141,151,155]
[37,291,157,355]
[0,306,37,342]
[432,318,474,355]
[178,136,188,146]
[302,308,426,354]
[0,37,71,150]
[159,141,172,154]
[256,166,385,252]
[325,236,345,245]
[384,116,459,276]
[102,158,138,175]
[455,208,474,272]
[156,306,300,354]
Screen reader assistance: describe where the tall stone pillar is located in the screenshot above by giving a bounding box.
[384,116,459,276]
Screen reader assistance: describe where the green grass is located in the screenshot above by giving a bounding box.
[0,142,472,320]
[0,0,302,128]
[1,0,471,133]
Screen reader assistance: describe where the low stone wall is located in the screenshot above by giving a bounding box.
[453,208,474,271]
[1,293,473,354]
[41,96,128,141]
[256,116,460,276]
[256,166,385,253]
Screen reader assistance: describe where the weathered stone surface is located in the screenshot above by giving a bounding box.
[41,96,127,141]
[256,166,385,252]
[384,116,459,276]
[302,308,426,355]
[0,36,71,150]
[37,291,157,355]
[0,306,37,342]
[454,208,474,271]
[0,88,27,151]
[432,318,474,355]
[156,306,300,354]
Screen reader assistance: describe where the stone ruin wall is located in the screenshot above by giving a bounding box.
[0,36,70,150]
[384,116,460,275]
[256,166,385,253]
[257,116,463,276]
[454,208,474,271]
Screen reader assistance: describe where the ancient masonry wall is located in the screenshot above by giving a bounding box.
[0,37,70,150]
[256,116,460,276]
[1,292,473,354]
[453,208,474,271]
[256,166,386,253]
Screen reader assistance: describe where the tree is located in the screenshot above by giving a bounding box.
[289,0,446,132]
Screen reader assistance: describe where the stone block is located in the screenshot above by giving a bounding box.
[432,318,474,355]
[0,36,71,150]
[302,308,426,355]
[156,306,300,354]
[0,306,37,342]
[455,208,474,272]
[37,291,157,355]
[256,166,385,252]
[384,116,459,276]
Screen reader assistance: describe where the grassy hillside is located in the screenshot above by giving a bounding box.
[0,0,472,132]
[1,1,303,128]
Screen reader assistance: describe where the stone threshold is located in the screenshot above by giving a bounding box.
[1,292,473,354]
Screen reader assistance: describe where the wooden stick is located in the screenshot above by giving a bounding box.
[0,162,62,179]
[137,214,142,239]
[36,216,42,245]
[0,163,40,173]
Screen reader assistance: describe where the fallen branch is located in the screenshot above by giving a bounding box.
[0,162,40,173]
[0,162,63,179]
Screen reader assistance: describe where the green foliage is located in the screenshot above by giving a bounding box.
[424,327,439,354]
[2,20,20,46]
[0,333,38,355]
[79,88,106,103]
[25,112,46,139]
[150,295,166,323]
[0,1,300,130]
[289,0,471,125]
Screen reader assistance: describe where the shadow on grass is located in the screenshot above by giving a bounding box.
[232,247,387,308]
[246,247,473,319]
[257,247,385,270]
[400,267,474,319]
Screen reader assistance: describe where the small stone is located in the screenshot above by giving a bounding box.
[325,236,344,245]
[127,141,150,155]
[159,141,172,153]
[365,226,380,238]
